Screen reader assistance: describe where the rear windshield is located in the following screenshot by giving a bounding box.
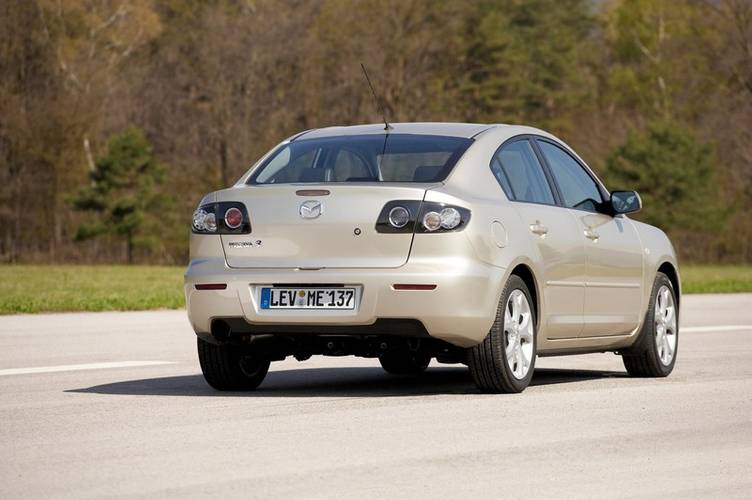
[249,134,473,184]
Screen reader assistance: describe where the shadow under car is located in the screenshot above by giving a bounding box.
[66,366,627,398]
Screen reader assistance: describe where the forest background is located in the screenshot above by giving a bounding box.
[2,0,751,266]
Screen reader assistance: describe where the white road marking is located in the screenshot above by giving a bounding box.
[0,361,175,377]
[682,325,752,333]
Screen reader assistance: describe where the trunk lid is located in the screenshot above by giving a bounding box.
[219,184,430,269]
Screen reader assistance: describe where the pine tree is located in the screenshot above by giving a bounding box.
[72,128,165,263]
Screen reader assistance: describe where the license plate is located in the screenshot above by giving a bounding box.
[260,287,356,310]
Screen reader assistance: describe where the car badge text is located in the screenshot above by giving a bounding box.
[228,240,262,248]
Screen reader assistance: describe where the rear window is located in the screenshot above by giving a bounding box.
[249,134,473,184]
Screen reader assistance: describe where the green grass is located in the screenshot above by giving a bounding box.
[0,264,749,315]
[0,265,184,314]
[680,265,752,294]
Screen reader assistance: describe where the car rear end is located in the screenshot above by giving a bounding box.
[184,129,503,356]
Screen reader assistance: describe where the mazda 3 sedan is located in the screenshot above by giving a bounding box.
[185,122,680,393]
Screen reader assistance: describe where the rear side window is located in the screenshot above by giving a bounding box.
[490,139,555,205]
[537,140,603,212]
[251,134,472,184]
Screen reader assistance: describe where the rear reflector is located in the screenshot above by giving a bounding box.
[392,284,437,291]
[195,283,227,290]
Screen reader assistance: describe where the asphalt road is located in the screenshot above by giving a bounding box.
[1,294,752,499]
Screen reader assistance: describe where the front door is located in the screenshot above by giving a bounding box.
[536,139,644,337]
[573,211,643,335]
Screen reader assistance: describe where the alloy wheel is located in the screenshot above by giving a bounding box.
[504,289,534,379]
[654,285,677,366]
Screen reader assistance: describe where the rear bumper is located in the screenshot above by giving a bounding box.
[184,257,504,347]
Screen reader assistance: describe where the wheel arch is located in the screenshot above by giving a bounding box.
[657,261,681,306]
[509,263,540,323]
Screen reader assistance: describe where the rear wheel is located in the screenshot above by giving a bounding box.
[378,352,430,375]
[468,275,537,393]
[197,338,270,391]
[622,272,678,377]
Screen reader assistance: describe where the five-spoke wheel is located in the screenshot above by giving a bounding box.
[468,275,537,393]
[654,284,677,366]
[623,272,679,377]
[504,289,535,380]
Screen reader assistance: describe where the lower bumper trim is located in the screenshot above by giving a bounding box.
[215,317,430,338]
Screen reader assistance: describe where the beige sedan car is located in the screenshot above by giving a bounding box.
[185,123,680,393]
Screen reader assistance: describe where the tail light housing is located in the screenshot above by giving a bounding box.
[375,200,470,233]
[192,202,251,234]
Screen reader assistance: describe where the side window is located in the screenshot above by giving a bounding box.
[490,139,555,205]
[537,141,603,212]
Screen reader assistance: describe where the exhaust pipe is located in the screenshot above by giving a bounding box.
[210,319,231,343]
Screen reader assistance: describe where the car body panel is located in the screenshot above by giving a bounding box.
[185,254,504,348]
[509,202,586,339]
[569,210,644,337]
[217,184,431,269]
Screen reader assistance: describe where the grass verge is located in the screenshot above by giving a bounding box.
[0,265,184,314]
[0,264,749,314]
[680,264,752,294]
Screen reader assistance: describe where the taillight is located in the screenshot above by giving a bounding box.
[416,203,469,232]
[388,206,410,228]
[192,207,217,233]
[375,201,470,233]
[421,210,442,231]
[224,207,243,229]
[192,202,251,234]
[375,201,421,233]
[423,207,462,231]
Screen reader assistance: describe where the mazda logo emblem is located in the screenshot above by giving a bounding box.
[299,200,323,219]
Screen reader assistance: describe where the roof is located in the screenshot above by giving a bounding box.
[294,122,500,140]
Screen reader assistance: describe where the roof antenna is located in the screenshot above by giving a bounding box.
[361,63,392,131]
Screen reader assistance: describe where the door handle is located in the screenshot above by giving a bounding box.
[584,228,599,241]
[529,222,548,236]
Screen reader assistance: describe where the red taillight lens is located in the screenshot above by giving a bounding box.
[224,207,243,229]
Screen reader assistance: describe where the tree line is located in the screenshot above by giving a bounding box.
[1,0,751,264]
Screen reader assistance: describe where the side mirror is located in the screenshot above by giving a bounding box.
[610,190,642,215]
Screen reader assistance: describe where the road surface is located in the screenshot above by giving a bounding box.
[1,294,752,498]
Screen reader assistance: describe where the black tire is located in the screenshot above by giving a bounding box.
[622,272,679,377]
[197,338,270,391]
[468,275,537,393]
[378,351,430,375]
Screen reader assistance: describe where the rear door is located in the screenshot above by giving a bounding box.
[491,138,586,339]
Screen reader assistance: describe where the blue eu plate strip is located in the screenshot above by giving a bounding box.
[260,287,271,309]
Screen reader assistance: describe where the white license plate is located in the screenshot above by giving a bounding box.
[260,287,356,310]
